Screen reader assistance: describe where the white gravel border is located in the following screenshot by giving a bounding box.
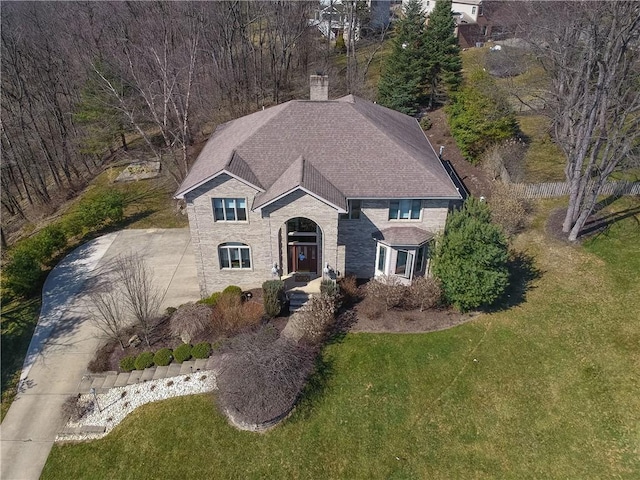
[56,372,217,442]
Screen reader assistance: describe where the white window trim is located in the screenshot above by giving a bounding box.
[388,199,422,221]
[394,249,414,279]
[375,243,388,274]
[212,197,248,222]
[218,243,252,270]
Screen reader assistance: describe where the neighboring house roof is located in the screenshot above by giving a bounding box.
[175,95,461,205]
[373,227,434,247]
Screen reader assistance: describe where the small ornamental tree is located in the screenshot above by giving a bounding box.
[433,197,509,312]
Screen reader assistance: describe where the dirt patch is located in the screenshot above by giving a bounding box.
[424,108,493,198]
[349,303,477,334]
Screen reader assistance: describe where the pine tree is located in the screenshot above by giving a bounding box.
[424,0,462,109]
[433,197,509,312]
[377,0,427,115]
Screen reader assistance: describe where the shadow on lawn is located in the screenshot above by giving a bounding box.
[491,250,542,312]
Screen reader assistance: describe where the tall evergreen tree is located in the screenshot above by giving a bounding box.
[377,0,427,115]
[424,0,462,109]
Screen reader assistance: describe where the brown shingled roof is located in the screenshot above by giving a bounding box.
[175,95,461,204]
[373,227,435,246]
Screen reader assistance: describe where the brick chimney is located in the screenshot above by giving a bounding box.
[310,74,329,101]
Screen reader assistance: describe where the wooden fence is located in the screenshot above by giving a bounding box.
[509,180,640,199]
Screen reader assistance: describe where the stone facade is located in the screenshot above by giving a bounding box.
[185,174,452,297]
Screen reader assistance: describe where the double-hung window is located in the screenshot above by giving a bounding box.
[213,198,247,221]
[388,199,421,220]
[339,200,362,220]
[219,242,251,269]
[376,244,387,273]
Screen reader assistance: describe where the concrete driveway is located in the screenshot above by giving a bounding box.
[0,229,199,480]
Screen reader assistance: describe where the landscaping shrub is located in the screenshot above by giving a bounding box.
[173,343,192,363]
[222,285,243,298]
[211,294,263,336]
[191,342,212,359]
[30,224,67,264]
[198,291,221,307]
[216,326,316,427]
[488,182,529,236]
[153,348,173,367]
[338,275,361,306]
[168,303,212,344]
[433,197,510,312]
[291,293,337,345]
[61,394,94,422]
[320,279,339,298]
[367,275,406,310]
[88,341,116,373]
[164,306,177,317]
[420,115,432,131]
[262,280,285,318]
[446,69,518,163]
[405,276,442,311]
[134,351,155,370]
[120,355,136,372]
[75,190,125,231]
[2,249,43,298]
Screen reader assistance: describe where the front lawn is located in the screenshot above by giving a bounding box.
[42,198,640,479]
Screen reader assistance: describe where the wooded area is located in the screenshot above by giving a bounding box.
[1,1,384,245]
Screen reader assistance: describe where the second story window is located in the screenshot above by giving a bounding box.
[340,200,362,220]
[472,6,476,14]
[389,199,421,220]
[213,198,247,221]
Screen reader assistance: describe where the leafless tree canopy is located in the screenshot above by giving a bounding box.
[85,284,130,350]
[3,1,391,243]
[508,1,640,240]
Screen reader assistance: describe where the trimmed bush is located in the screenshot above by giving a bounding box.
[134,351,155,370]
[120,355,136,372]
[198,292,221,307]
[222,285,243,297]
[262,280,285,318]
[169,303,212,344]
[420,115,432,131]
[153,348,173,367]
[173,343,192,363]
[405,276,442,311]
[192,342,212,359]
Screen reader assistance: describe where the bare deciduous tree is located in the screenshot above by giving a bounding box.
[85,284,129,350]
[510,1,640,241]
[112,253,161,347]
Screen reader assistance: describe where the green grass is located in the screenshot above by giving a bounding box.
[42,197,640,479]
[517,115,566,182]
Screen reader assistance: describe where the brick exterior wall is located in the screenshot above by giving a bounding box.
[185,175,451,296]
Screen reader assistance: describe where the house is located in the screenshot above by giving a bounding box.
[175,76,462,297]
[410,0,514,48]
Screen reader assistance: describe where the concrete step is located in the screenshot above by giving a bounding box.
[193,358,208,371]
[90,377,105,392]
[140,367,156,382]
[127,370,143,385]
[167,363,182,377]
[179,361,195,375]
[152,366,169,380]
[113,372,131,388]
[100,375,118,391]
[79,376,95,394]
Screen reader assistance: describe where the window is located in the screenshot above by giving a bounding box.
[481,25,488,36]
[395,250,414,278]
[339,200,362,220]
[478,4,483,16]
[416,244,427,272]
[213,198,247,221]
[389,199,421,220]
[377,244,387,273]
[219,242,251,269]
[472,6,476,14]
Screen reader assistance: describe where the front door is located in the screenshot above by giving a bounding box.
[290,245,317,273]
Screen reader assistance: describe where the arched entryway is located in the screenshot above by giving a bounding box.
[283,217,322,274]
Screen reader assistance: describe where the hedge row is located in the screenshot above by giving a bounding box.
[2,190,125,298]
[119,342,212,372]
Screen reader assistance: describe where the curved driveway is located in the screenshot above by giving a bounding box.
[0,229,199,480]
